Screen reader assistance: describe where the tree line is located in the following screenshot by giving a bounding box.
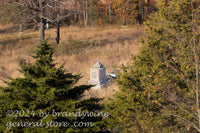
[0,0,157,44]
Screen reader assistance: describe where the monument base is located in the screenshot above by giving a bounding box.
[88,78,108,90]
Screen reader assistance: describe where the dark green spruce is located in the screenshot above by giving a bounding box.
[0,41,108,133]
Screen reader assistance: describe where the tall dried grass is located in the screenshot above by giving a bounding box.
[0,25,143,99]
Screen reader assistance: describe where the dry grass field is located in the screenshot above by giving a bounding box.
[0,24,143,101]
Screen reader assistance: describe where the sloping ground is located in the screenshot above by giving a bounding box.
[0,25,143,98]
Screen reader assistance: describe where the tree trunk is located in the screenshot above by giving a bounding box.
[75,0,77,23]
[83,0,88,26]
[122,1,126,25]
[144,0,148,17]
[56,0,60,44]
[19,13,23,33]
[196,59,200,129]
[39,0,45,41]
[141,0,144,20]
[46,0,50,29]
[86,0,88,25]
[56,22,60,44]
[122,15,126,25]
[19,24,23,33]
[108,0,111,23]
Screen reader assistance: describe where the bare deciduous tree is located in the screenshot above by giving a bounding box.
[6,0,76,43]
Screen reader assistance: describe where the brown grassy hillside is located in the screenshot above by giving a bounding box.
[0,25,143,100]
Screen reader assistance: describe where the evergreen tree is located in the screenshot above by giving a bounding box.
[0,41,107,133]
[105,0,200,132]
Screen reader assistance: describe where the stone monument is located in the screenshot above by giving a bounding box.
[88,61,108,88]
